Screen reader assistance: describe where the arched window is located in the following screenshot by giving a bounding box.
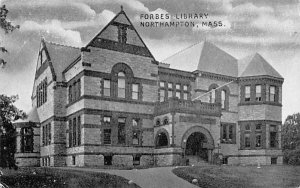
[163,118,169,125]
[118,72,126,98]
[155,119,161,126]
[156,132,169,147]
[208,84,218,103]
[210,89,216,103]
[221,90,226,109]
[21,127,34,153]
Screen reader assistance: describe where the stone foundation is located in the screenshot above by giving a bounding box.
[154,147,183,166]
[113,155,133,166]
[15,153,40,167]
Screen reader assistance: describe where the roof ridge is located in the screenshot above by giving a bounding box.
[44,40,81,49]
[162,40,204,62]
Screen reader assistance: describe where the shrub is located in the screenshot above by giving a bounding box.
[283,149,300,165]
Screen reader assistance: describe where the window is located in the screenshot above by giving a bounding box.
[42,123,51,146]
[118,118,126,144]
[132,119,138,127]
[156,132,168,147]
[271,157,277,165]
[133,155,140,166]
[160,81,165,88]
[221,124,235,143]
[47,123,51,145]
[69,85,72,103]
[168,90,173,98]
[176,84,180,90]
[183,85,189,100]
[21,127,34,153]
[73,117,76,147]
[103,116,111,145]
[222,157,228,165]
[132,130,140,145]
[269,86,275,102]
[132,84,139,100]
[256,85,262,101]
[183,85,188,91]
[68,79,81,103]
[68,116,81,147]
[256,124,261,130]
[103,80,111,97]
[229,125,233,140]
[183,93,188,100]
[118,25,127,43]
[210,89,216,103]
[163,118,169,125]
[245,124,251,131]
[245,133,250,148]
[222,125,227,141]
[256,134,261,147]
[221,90,226,109]
[77,116,81,146]
[155,119,161,126]
[103,116,111,124]
[175,91,181,99]
[42,126,45,146]
[104,155,112,165]
[270,125,277,148]
[132,119,140,146]
[68,119,72,147]
[118,72,126,98]
[159,89,165,102]
[37,78,47,107]
[245,86,251,101]
[103,129,111,145]
[167,83,173,98]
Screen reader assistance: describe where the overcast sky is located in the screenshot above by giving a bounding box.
[0,0,299,121]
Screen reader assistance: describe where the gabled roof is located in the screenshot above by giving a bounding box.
[163,41,238,77]
[238,53,283,78]
[85,8,155,59]
[44,40,81,81]
[14,107,40,123]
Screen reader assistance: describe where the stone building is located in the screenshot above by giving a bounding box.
[14,8,284,167]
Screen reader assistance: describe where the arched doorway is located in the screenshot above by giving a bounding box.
[156,132,168,147]
[155,129,169,148]
[182,126,214,163]
[185,132,208,161]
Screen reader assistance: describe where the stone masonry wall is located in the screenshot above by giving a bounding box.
[113,155,133,166]
[82,47,157,82]
[238,105,282,121]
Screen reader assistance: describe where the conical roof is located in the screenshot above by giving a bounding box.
[238,53,283,78]
[163,41,238,77]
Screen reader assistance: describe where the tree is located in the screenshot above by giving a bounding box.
[282,113,300,165]
[0,95,26,168]
[0,4,19,67]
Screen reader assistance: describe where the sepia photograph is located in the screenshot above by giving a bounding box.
[0,0,300,187]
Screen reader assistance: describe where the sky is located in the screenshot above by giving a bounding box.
[0,0,299,121]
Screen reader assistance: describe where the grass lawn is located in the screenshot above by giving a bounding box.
[0,167,140,188]
[173,165,300,188]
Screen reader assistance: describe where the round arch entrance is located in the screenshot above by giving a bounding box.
[185,132,208,161]
[182,126,214,162]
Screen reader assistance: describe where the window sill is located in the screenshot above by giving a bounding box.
[238,101,282,107]
[221,141,235,144]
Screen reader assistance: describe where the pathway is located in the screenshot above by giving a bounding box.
[59,166,198,188]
